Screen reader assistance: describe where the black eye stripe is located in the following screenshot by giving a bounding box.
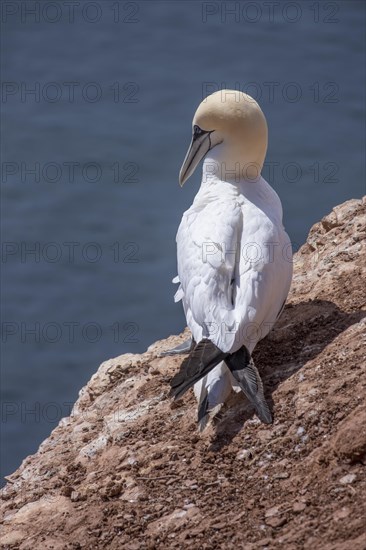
[193,125,213,137]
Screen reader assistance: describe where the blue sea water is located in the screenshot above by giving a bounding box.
[1,0,365,483]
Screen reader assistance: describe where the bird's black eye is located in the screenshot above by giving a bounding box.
[193,125,204,137]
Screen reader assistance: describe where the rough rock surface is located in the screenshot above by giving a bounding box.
[1,198,366,550]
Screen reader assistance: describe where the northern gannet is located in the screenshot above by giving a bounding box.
[168,90,293,430]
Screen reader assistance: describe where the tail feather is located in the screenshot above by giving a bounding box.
[225,347,272,424]
[196,362,232,431]
[169,339,227,400]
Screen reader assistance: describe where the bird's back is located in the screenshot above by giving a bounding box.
[176,176,292,354]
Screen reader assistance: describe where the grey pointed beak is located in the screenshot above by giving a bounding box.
[179,129,213,187]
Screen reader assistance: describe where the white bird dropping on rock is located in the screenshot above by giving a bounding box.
[169,90,293,430]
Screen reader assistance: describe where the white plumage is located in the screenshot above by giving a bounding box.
[170,90,293,428]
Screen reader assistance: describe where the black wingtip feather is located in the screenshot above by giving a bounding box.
[197,394,209,423]
[226,346,272,425]
[169,339,227,400]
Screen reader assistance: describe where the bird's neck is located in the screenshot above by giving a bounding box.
[199,150,283,223]
[202,144,263,186]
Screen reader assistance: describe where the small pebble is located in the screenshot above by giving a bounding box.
[333,507,351,521]
[265,516,287,528]
[293,502,306,513]
[265,506,279,518]
[339,474,356,485]
[274,472,289,479]
[236,449,253,460]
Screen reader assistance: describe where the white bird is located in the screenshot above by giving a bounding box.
[168,90,293,430]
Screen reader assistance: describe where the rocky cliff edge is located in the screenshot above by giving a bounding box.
[1,198,366,550]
